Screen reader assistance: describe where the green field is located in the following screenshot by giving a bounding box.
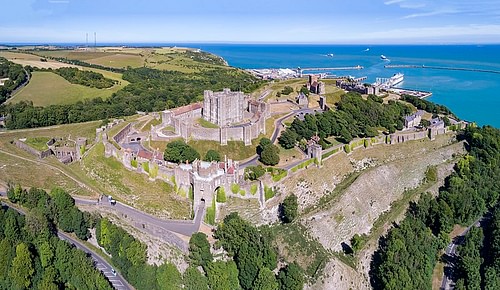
[32,48,228,72]
[10,72,125,106]
[24,137,51,151]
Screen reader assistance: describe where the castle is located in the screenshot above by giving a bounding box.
[152,89,270,146]
[307,75,325,94]
[203,88,246,126]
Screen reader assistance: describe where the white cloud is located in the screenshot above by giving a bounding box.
[384,0,405,5]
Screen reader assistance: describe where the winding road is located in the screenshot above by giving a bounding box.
[75,195,204,252]
[0,198,132,290]
[440,217,484,290]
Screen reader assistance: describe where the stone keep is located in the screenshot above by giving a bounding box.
[203,88,246,127]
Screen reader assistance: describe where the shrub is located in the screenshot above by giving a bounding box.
[250,184,258,195]
[216,187,226,203]
[205,199,216,225]
[264,186,275,201]
[131,159,138,168]
[239,189,246,196]
[244,165,266,181]
[141,162,149,173]
[364,139,370,148]
[231,183,240,194]
[279,194,298,223]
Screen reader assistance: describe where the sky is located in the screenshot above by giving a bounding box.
[1,0,500,44]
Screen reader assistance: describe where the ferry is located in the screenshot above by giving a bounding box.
[388,73,404,86]
[380,55,389,61]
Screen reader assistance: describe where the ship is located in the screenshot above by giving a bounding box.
[388,73,404,86]
[326,53,334,57]
[380,55,389,61]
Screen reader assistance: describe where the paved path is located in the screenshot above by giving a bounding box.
[1,200,132,290]
[440,217,483,290]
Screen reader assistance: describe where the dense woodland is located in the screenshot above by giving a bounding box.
[52,67,117,89]
[1,186,112,289]
[279,92,412,148]
[371,125,500,289]
[0,65,264,129]
[0,57,28,104]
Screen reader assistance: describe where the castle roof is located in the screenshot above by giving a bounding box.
[405,110,425,122]
[172,103,202,116]
[137,149,153,160]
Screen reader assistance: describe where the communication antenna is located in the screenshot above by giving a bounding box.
[94,32,97,50]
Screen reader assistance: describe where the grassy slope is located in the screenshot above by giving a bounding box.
[10,72,124,106]
[80,142,190,219]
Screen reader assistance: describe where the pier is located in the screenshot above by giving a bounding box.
[300,65,364,71]
[390,87,432,99]
[385,64,500,74]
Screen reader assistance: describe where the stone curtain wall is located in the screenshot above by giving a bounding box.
[13,140,52,159]
[190,127,220,142]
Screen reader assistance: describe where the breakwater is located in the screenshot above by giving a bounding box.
[385,64,500,74]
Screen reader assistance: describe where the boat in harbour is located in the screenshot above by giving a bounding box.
[388,73,404,86]
[380,55,389,61]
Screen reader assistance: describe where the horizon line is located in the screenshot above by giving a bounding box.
[2,41,500,46]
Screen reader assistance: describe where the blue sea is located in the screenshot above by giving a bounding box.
[191,44,500,127]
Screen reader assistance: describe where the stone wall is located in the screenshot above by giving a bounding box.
[13,140,52,159]
[389,130,428,144]
[113,123,131,144]
[190,127,220,142]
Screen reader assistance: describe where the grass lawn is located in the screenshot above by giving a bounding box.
[10,72,123,106]
[188,139,258,161]
[139,118,162,132]
[24,137,51,151]
[0,121,99,149]
[0,152,93,196]
[81,143,190,219]
[196,118,219,129]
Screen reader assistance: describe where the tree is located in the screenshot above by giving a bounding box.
[206,261,240,290]
[24,207,54,242]
[253,268,279,290]
[236,242,261,289]
[260,145,280,166]
[244,165,266,181]
[189,232,213,268]
[278,130,298,149]
[183,266,208,290]
[279,194,298,223]
[277,263,303,290]
[157,263,181,290]
[204,149,221,162]
[299,86,309,96]
[257,137,280,166]
[164,140,200,164]
[420,119,431,127]
[9,243,35,289]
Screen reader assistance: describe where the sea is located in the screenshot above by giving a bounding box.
[190,44,500,128]
[6,42,499,127]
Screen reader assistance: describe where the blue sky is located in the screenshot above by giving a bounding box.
[1,0,500,44]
